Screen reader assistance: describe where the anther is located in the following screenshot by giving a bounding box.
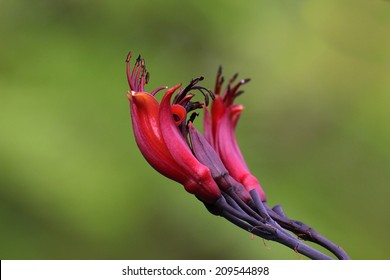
[145,72,150,84]
[217,65,222,76]
[241,78,251,84]
[230,73,239,84]
[136,55,142,65]
[126,51,132,63]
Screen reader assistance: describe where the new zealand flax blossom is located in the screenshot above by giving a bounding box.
[125,52,350,260]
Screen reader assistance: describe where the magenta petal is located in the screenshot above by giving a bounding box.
[225,106,249,169]
[215,109,266,201]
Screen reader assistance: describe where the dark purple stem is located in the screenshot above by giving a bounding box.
[214,196,333,260]
[225,188,265,222]
[266,204,350,260]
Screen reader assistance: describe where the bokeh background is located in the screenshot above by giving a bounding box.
[1,0,389,260]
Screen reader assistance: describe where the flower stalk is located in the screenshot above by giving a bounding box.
[125,52,350,260]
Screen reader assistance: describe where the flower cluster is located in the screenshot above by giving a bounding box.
[125,52,350,260]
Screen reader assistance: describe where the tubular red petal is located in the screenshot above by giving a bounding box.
[128,91,188,183]
[159,86,221,203]
[226,106,248,169]
[230,104,244,129]
[215,109,266,201]
[159,84,200,166]
[210,96,225,140]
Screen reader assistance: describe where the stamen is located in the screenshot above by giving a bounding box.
[139,63,148,92]
[136,54,142,65]
[215,66,223,95]
[145,72,150,84]
[223,78,251,105]
[126,52,152,93]
[234,90,244,98]
[242,78,251,84]
[181,76,205,96]
[131,55,141,83]
[134,60,143,91]
[229,73,239,85]
[125,51,132,63]
[150,86,168,96]
[190,87,210,106]
[127,53,140,91]
[188,112,199,124]
[186,101,204,112]
[230,78,250,95]
[176,94,195,108]
[172,77,214,113]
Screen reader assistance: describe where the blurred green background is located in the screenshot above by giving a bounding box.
[1,0,389,260]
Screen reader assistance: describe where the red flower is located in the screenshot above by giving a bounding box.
[204,67,267,201]
[126,52,221,203]
[124,52,350,260]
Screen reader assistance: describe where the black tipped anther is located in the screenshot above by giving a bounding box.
[231,73,239,82]
[145,72,150,84]
[136,55,142,64]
